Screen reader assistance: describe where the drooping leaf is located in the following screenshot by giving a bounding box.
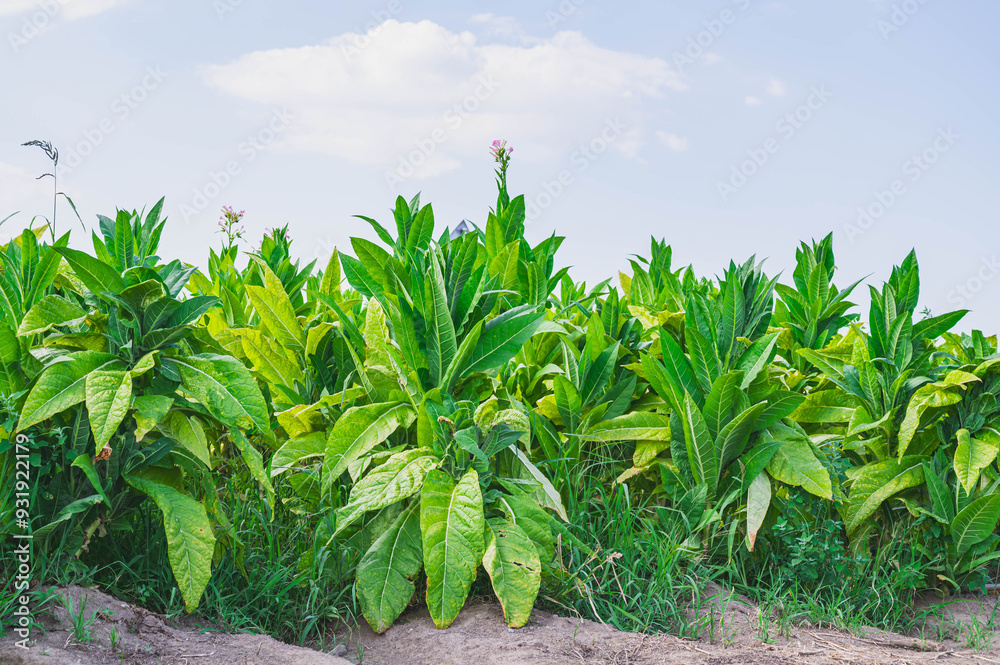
[168,354,269,432]
[357,503,423,633]
[845,456,927,533]
[126,472,215,612]
[421,468,485,629]
[324,402,416,487]
[85,369,133,454]
[483,518,541,628]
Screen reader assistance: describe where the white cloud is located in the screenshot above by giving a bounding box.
[655,131,689,152]
[745,95,762,106]
[766,78,786,97]
[0,0,126,20]
[202,20,686,179]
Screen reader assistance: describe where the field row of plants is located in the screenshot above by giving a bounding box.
[3,145,1000,643]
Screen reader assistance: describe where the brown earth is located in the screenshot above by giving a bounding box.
[4,586,1000,665]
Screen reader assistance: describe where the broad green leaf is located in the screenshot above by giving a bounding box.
[898,376,976,456]
[579,412,671,442]
[85,369,133,453]
[553,375,581,434]
[357,503,423,633]
[17,295,87,336]
[240,329,303,387]
[324,402,416,487]
[169,354,269,432]
[682,393,717,493]
[464,305,543,375]
[18,352,120,431]
[746,471,770,552]
[126,472,215,612]
[246,258,305,352]
[54,246,126,295]
[160,411,211,468]
[336,448,439,533]
[133,395,173,440]
[845,456,927,533]
[703,370,742,439]
[483,518,541,628]
[790,390,856,423]
[733,333,778,389]
[320,247,341,297]
[766,439,832,500]
[421,468,485,629]
[952,495,1000,559]
[954,429,999,494]
[424,254,457,386]
[271,431,326,476]
[717,402,767,473]
[499,493,555,563]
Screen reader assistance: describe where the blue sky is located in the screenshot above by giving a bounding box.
[2,0,999,331]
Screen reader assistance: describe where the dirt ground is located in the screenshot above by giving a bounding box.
[4,586,1000,665]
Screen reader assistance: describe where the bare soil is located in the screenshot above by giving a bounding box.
[4,586,1000,665]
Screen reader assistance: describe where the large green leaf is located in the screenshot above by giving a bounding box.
[424,254,457,386]
[717,402,766,473]
[766,438,832,500]
[54,246,126,295]
[953,429,999,494]
[17,295,87,336]
[240,329,303,387]
[681,393,718,493]
[271,431,326,476]
[483,518,541,628]
[579,411,671,442]
[245,258,305,352]
[159,411,211,468]
[845,456,927,533]
[421,468,485,629]
[952,495,1000,559]
[357,503,423,633]
[498,493,554,563]
[703,370,742,439]
[85,369,133,453]
[169,354,269,432]
[324,402,416,487]
[18,352,120,431]
[336,448,439,533]
[464,305,543,375]
[126,472,215,612]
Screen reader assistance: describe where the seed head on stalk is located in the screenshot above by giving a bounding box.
[22,140,59,241]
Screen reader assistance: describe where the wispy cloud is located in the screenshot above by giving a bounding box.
[655,131,689,152]
[203,19,686,178]
[0,0,128,20]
